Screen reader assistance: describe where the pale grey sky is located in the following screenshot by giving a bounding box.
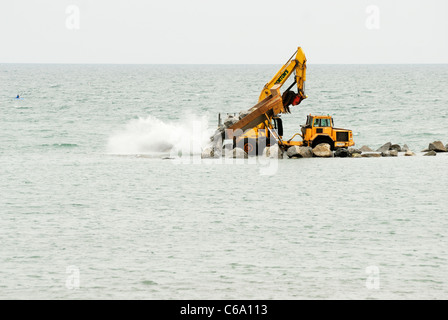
[0,0,446,64]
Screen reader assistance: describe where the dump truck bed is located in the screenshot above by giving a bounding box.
[224,85,284,139]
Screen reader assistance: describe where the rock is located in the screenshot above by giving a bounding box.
[224,116,238,128]
[402,144,410,152]
[334,148,349,158]
[359,145,373,153]
[212,145,223,158]
[231,147,247,158]
[312,143,333,158]
[351,153,362,158]
[389,150,398,157]
[286,146,313,158]
[238,110,251,120]
[389,144,402,152]
[428,141,447,152]
[376,142,392,153]
[286,146,300,158]
[348,148,362,156]
[424,150,437,156]
[381,150,397,157]
[421,148,430,152]
[405,150,416,156]
[209,127,224,143]
[362,152,381,158]
[201,147,214,158]
[265,144,283,159]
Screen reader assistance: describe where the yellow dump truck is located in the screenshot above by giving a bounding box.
[219,47,355,154]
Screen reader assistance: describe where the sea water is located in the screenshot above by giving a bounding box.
[0,64,447,299]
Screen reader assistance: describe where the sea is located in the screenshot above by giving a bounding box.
[0,64,447,299]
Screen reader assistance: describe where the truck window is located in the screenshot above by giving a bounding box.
[313,118,320,127]
[321,118,331,127]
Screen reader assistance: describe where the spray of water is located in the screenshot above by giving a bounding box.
[107,114,212,155]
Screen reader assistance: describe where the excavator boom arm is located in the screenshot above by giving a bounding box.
[218,47,307,145]
[258,47,307,103]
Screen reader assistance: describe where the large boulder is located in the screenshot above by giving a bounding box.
[286,146,313,158]
[389,144,402,152]
[359,145,373,152]
[376,142,392,153]
[312,143,333,158]
[348,147,362,156]
[286,146,299,158]
[230,147,247,158]
[265,144,283,159]
[351,153,362,158]
[424,150,437,156]
[201,147,214,158]
[428,141,447,152]
[405,150,416,156]
[334,148,349,158]
[402,144,410,152]
[362,152,381,158]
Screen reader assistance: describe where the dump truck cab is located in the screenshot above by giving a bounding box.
[291,114,354,150]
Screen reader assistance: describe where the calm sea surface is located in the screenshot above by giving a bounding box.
[0,64,447,299]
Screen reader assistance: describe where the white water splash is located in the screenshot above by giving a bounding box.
[107,115,212,155]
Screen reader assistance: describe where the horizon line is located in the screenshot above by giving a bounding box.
[1,62,448,66]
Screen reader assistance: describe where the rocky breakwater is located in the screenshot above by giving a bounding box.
[202,112,447,161]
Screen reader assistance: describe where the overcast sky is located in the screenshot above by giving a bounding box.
[0,0,446,64]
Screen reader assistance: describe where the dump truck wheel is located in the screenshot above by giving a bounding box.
[243,138,257,155]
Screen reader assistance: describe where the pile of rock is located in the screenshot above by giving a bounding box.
[373,142,416,157]
[201,146,248,159]
[286,143,333,158]
[284,142,419,159]
[375,142,408,156]
[422,140,447,156]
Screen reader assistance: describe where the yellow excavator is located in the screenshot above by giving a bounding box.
[220,46,355,154]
